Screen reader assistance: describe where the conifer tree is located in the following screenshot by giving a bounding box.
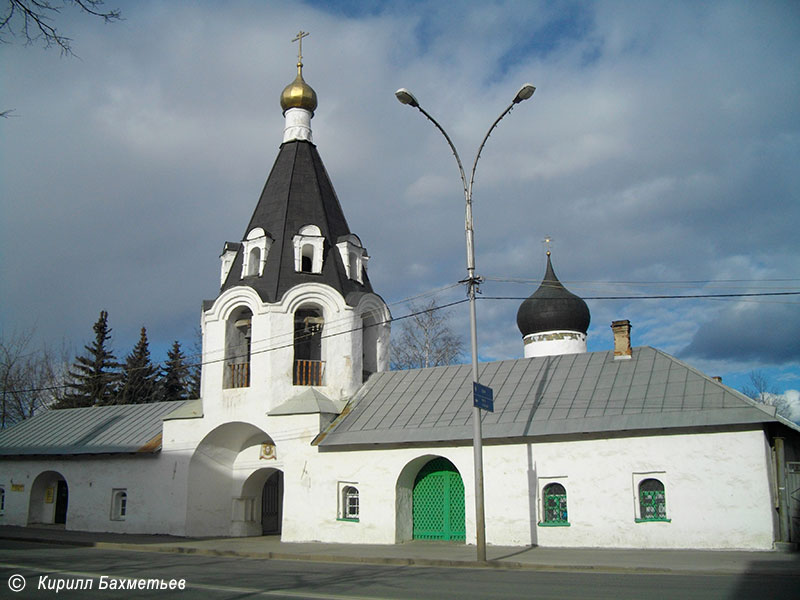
[55,310,119,408]
[117,326,160,404]
[160,340,189,402]
[186,327,202,399]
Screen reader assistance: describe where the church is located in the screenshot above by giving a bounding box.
[1,52,798,552]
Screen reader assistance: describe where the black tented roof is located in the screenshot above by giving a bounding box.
[219,140,372,305]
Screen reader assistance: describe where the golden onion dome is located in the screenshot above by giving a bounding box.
[280,62,317,114]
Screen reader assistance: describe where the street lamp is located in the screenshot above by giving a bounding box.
[395,83,535,561]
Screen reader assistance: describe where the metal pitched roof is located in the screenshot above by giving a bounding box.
[0,401,190,456]
[268,388,344,416]
[316,347,778,448]
[218,140,373,305]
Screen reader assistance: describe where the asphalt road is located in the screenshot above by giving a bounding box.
[0,540,797,600]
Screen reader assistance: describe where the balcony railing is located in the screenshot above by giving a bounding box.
[228,362,250,388]
[294,359,324,386]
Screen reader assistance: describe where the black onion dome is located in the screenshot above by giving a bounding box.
[516,253,590,336]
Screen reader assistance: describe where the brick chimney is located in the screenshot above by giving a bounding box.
[611,320,632,360]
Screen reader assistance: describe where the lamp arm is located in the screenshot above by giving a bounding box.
[467,102,515,203]
[414,105,470,205]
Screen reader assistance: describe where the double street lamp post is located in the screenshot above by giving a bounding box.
[395,83,535,561]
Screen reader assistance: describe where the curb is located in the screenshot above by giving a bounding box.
[0,534,95,548]
[92,542,684,575]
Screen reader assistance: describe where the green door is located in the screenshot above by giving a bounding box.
[412,458,465,541]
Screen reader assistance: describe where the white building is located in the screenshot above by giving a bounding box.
[1,58,798,551]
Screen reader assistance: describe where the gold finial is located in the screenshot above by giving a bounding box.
[543,236,553,256]
[292,30,309,66]
[281,30,317,114]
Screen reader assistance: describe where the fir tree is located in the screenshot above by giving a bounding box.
[186,327,202,399]
[55,310,119,408]
[161,340,189,402]
[117,327,160,404]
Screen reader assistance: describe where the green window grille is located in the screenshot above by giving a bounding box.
[412,457,465,541]
[639,478,667,521]
[542,482,568,525]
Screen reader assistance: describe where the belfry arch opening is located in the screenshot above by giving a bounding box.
[361,310,379,382]
[294,306,323,386]
[225,306,252,388]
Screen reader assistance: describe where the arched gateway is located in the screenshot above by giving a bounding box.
[412,457,465,542]
[187,422,281,537]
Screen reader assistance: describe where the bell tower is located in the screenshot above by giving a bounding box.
[199,36,391,421]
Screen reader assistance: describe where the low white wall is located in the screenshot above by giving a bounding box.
[0,424,776,551]
[284,428,776,550]
[0,453,189,535]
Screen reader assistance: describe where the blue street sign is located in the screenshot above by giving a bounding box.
[473,382,494,412]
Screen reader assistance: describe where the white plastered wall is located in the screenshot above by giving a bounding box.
[0,453,190,535]
[281,427,776,550]
[200,284,390,425]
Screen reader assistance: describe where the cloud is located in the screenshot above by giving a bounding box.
[780,390,800,424]
[1,0,798,392]
[680,302,800,365]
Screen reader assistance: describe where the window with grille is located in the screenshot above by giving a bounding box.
[338,483,359,522]
[540,482,569,526]
[638,478,668,522]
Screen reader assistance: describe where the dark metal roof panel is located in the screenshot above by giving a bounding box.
[317,347,780,447]
[0,401,190,456]
[218,140,373,306]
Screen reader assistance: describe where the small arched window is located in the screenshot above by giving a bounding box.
[341,485,359,521]
[293,225,324,274]
[247,247,261,277]
[541,483,568,525]
[638,478,667,521]
[336,234,368,284]
[111,489,127,520]
[240,228,272,279]
[301,245,314,272]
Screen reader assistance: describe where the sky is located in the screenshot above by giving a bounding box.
[1,0,799,413]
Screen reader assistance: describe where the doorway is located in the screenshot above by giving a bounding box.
[261,471,284,535]
[412,457,465,541]
[54,480,68,524]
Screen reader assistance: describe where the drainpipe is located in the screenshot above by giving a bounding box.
[773,437,793,548]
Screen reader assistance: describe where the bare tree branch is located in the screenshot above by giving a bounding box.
[391,299,464,370]
[0,0,121,56]
[0,329,69,427]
